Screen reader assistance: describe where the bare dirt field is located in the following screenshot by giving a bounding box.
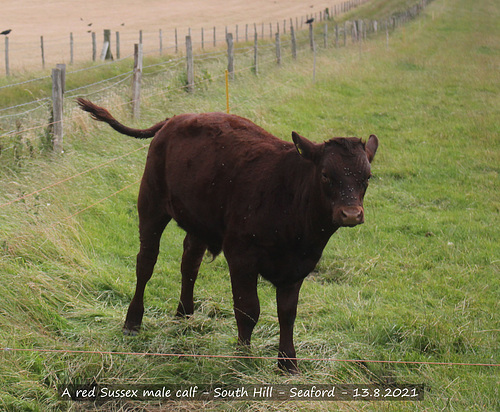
[2,0,345,72]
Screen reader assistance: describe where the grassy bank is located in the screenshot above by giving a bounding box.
[0,0,498,410]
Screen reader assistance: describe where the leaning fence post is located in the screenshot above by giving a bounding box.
[51,67,64,153]
[226,33,234,80]
[131,44,143,118]
[185,36,194,93]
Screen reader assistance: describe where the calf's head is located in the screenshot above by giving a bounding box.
[292,132,378,227]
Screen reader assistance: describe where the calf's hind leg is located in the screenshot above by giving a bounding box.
[123,212,171,335]
[176,233,207,317]
[276,279,303,374]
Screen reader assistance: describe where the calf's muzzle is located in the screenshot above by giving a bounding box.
[339,206,364,227]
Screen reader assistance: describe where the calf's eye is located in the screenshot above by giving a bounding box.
[321,172,330,184]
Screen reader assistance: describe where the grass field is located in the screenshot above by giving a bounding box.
[0,0,499,410]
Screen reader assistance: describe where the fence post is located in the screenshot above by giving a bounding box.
[131,44,143,118]
[51,67,64,153]
[100,42,109,61]
[186,36,194,93]
[116,31,121,59]
[275,32,281,65]
[175,28,178,53]
[40,36,45,69]
[309,22,314,51]
[226,33,234,80]
[324,23,328,48]
[70,33,74,65]
[291,24,297,59]
[253,31,258,75]
[103,29,113,60]
[92,32,96,61]
[4,36,9,76]
[56,63,66,93]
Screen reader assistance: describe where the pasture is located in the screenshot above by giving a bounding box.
[0,0,498,410]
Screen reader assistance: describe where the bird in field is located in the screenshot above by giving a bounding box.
[306,18,314,24]
[1,29,12,35]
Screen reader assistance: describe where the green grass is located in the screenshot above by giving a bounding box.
[0,0,499,410]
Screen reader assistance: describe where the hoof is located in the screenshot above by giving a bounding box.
[123,326,139,336]
[278,358,300,375]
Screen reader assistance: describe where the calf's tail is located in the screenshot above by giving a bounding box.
[76,98,169,139]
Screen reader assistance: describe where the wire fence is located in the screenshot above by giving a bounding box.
[0,0,431,230]
[0,1,357,75]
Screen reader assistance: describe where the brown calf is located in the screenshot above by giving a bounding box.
[77,98,378,373]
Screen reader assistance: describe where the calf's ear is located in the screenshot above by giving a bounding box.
[292,132,320,162]
[366,134,378,163]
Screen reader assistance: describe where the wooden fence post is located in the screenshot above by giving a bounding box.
[70,33,74,65]
[186,36,194,92]
[4,36,9,76]
[291,24,297,59]
[92,32,96,61]
[309,22,314,51]
[56,64,66,93]
[103,29,113,60]
[51,67,64,153]
[40,36,45,69]
[159,29,162,55]
[116,31,121,59]
[131,44,143,118]
[226,33,234,80]
[275,32,281,65]
[253,31,258,75]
